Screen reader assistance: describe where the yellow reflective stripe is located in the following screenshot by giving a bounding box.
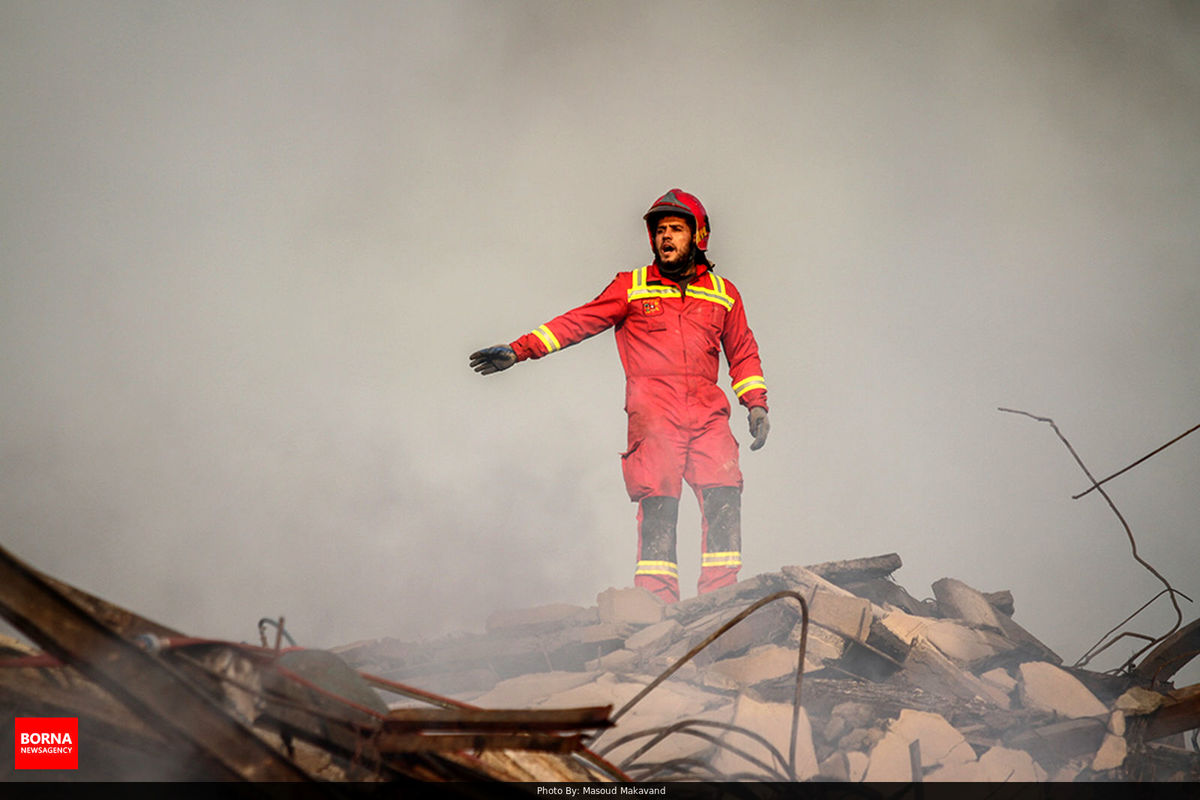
[685,286,734,310]
[685,273,734,310]
[702,551,742,567]
[635,560,679,577]
[733,375,766,397]
[628,286,681,301]
[531,325,561,353]
[631,267,646,291]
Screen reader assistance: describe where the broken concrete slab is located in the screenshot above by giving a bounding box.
[925,758,988,781]
[624,619,682,656]
[666,572,791,626]
[1092,731,1128,772]
[805,553,903,585]
[840,577,935,617]
[597,586,664,626]
[1018,661,1107,719]
[902,639,1012,707]
[981,667,1018,696]
[862,728,914,782]
[888,708,977,769]
[933,577,1061,665]
[468,670,602,709]
[711,693,818,780]
[846,750,869,782]
[1004,716,1107,765]
[977,745,1048,782]
[707,644,799,688]
[932,577,1005,631]
[689,599,798,665]
[807,588,873,642]
[879,610,1014,665]
[1115,686,1166,715]
[590,648,638,673]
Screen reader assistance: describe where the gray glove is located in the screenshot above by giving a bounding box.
[469,345,517,375]
[748,406,770,451]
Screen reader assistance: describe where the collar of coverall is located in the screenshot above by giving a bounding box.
[648,260,710,287]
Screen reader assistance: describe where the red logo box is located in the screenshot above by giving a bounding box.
[14,717,78,770]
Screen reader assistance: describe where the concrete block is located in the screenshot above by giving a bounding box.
[846,751,869,782]
[469,670,601,709]
[597,586,664,626]
[903,639,1011,707]
[808,588,873,641]
[863,729,914,782]
[792,622,847,664]
[781,564,859,598]
[1018,661,1107,719]
[889,708,976,768]
[708,644,797,687]
[593,648,638,673]
[977,746,1047,782]
[625,619,682,656]
[1115,686,1165,715]
[882,610,1014,665]
[878,609,929,643]
[932,577,1004,629]
[1091,732,1127,772]
[925,759,987,781]
[922,620,1012,665]
[608,698,735,768]
[818,751,848,780]
[711,693,818,780]
[981,667,1017,695]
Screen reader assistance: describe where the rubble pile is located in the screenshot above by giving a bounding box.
[3,541,1197,784]
[334,554,1200,782]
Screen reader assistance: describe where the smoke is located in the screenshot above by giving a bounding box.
[2,2,1197,691]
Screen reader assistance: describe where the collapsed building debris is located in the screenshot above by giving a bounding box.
[335,554,1200,783]
[3,541,1199,784]
[0,544,622,783]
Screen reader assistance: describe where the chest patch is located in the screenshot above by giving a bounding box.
[640,297,663,316]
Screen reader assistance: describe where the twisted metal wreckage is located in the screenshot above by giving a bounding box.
[1,543,817,784]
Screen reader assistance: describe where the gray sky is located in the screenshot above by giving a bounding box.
[2,2,1197,685]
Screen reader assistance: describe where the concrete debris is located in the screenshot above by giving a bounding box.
[1017,661,1109,719]
[3,543,1198,783]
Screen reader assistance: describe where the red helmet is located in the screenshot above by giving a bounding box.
[644,188,710,252]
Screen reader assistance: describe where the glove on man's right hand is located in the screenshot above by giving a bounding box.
[469,345,517,375]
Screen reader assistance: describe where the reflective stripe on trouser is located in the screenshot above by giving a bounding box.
[634,496,679,603]
[697,486,742,595]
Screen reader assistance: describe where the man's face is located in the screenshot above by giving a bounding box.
[653,215,694,271]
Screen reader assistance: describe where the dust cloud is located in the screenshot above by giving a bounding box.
[2,3,1197,685]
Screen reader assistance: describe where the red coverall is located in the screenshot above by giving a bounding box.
[509,262,768,601]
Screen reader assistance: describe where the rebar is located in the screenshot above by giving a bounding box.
[605,589,808,778]
[999,408,1185,672]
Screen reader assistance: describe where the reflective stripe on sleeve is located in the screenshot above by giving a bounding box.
[732,375,767,397]
[531,324,561,353]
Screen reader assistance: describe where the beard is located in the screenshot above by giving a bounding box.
[655,242,695,279]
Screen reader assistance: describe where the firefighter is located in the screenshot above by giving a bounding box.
[469,189,769,603]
